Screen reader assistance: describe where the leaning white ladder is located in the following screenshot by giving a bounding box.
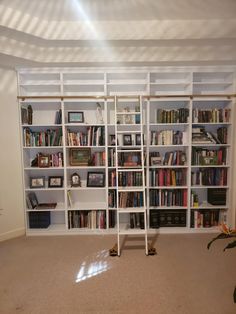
[114,95,148,256]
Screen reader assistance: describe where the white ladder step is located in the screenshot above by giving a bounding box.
[118,187,145,192]
[117,167,144,172]
[118,207,146,213]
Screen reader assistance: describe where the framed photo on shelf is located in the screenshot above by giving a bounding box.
[30,176,45,189]
[69,148,91,166]
[48,176,63,188]
[135,134,141,146]
[150,156,162,166]
[68,111,84,123]
[123,134,132,146]
[87,172,105,187]
[38,155,50,168]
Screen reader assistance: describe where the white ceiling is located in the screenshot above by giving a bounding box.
[0,0,236,67]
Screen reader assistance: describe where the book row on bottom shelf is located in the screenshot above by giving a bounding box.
[68,210,106,229]
[27,207,227,231]
[190,209,226,228]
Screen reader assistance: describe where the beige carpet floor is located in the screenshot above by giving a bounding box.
[0,233,235,314]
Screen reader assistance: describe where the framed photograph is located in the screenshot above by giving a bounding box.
[135,134,141,146]
[87,172,105,187]
[69,148,91,166]
[38,155,50,168]
[48,176,63,188]
[123,134,132,146]
[68,111,84,123]
[28,192,39,209]
[151,156,162,166]
[30,176,45,189]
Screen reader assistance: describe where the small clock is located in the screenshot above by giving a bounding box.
[71,172,81,187]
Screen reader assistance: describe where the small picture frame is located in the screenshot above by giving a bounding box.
[151,156,162,166]
[48,176,63,188]
[123,134,132,146]
[87,172,105,187]
[71,172,81,187]
[38,155,50,168]
[68,111,84,123]
[30,176,45,189]
[69,148,91,166]
[135,134,141,146]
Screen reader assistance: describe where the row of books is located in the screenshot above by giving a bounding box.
[118,172,143,187]
[118,152,142,167]
[118,192,144,208]
[150,210,186,228]
[149,169,187,187]
[108,190,116,208]
[68,210,106,229]
[192,126,227,144]
[149,151,187,166]
[149,189,188,207]
[23,128,63,147]
[190,209,225,228]
[108,148,116,167]
[192,108,231,123]
[67,126,105,146]
[90,152,106,166]
[108,171,143,187]
[191,147,227,165]
[156,108,189,123]
[150,130,187,145]
[130,213,145,229]
[191,168,227,186]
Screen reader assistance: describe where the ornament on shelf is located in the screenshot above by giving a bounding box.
[96,102,104,124]
[124,106,133,124]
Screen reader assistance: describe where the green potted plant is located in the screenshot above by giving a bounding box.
[207,224,236,303]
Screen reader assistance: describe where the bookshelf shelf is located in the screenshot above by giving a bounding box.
[18,68,235,235]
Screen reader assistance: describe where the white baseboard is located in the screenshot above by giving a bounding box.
[0,228,25,242]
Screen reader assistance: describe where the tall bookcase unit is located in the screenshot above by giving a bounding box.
[17,68,235,237]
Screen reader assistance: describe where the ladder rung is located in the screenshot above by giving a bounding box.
[118,187,145,192]
[116,130,142,134]
[117,149,142,153]
[118,207,146,213]
[117,168,144,172]
[118,229,147,235]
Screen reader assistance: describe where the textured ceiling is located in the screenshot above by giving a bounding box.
[0,0,236,67]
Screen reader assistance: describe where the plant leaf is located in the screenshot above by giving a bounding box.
[223,240,236,251]
[207,233,232,249]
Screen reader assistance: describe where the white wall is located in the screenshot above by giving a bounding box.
[0,67,25,241]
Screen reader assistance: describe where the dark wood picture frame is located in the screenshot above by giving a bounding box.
[68,111,84,123]
[69,148,91,166]
[38,155,50,168]
[30,176,45,189]
[123,134,132,146]
[48,176,63,188]
[87,172,105,187]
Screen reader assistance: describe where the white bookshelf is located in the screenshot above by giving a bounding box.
[17,67,235,235]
